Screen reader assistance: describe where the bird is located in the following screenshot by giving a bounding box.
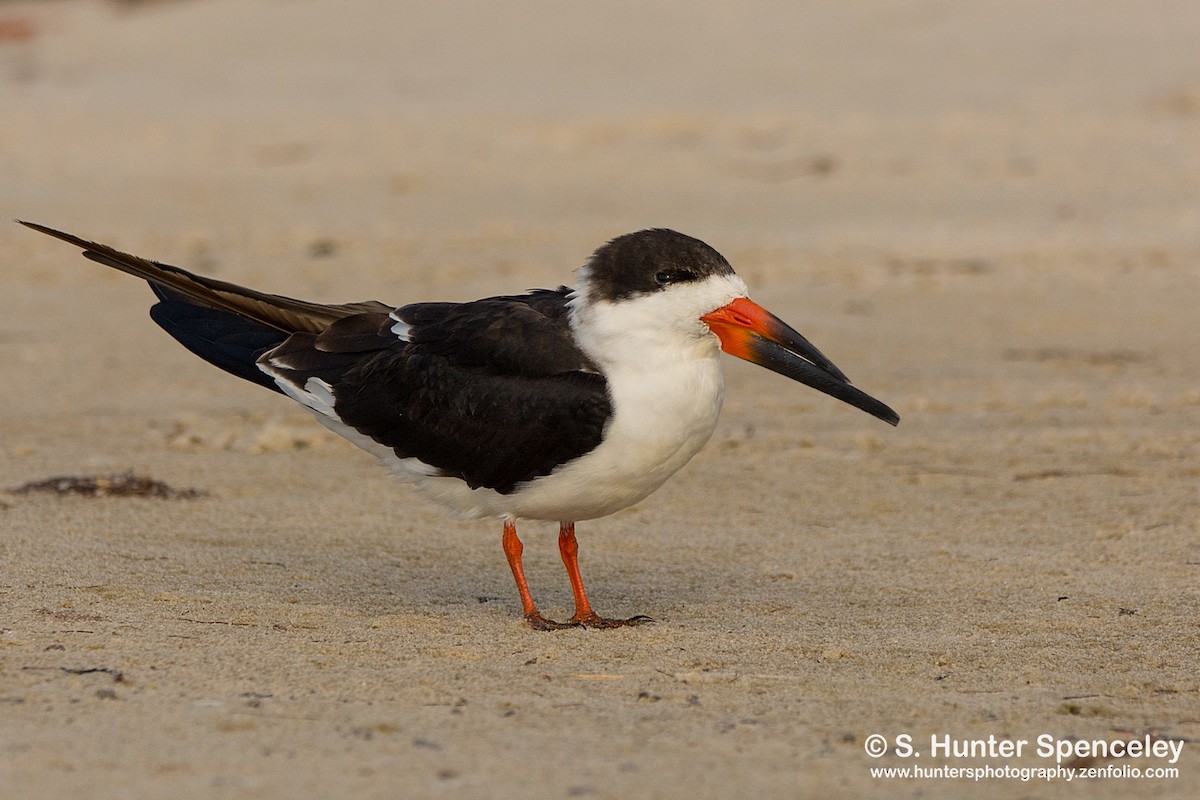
[21,221,899,630]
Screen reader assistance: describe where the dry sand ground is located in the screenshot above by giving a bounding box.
[2,1,1199,798]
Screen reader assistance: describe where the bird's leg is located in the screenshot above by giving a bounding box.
[501,518,577,630]
[559,522,653,629]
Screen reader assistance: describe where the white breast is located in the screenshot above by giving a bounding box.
[497,352,725,521]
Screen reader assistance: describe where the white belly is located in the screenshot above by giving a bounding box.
[503,356,725,521]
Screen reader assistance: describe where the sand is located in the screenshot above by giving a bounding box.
[2,1,1199,797]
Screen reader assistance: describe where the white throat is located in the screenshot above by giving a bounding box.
[567,267,749,373]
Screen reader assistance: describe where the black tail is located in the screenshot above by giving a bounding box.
[20,221,391,391]
[147,286,290,393]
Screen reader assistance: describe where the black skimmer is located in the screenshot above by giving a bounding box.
[21,222,899,630]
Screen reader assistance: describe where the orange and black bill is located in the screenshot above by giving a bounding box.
[701,297,900,426]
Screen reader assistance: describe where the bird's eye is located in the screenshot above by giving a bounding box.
[655,269,695,285]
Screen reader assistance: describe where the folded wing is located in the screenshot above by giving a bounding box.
[24,221,612,494]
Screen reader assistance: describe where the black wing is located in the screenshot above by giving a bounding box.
[264,290,613,495]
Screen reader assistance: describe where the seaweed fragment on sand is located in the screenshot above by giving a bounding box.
[9,472,204,500]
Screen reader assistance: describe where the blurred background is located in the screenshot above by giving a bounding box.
[3,3,1200,798]
[3,0,1197,280]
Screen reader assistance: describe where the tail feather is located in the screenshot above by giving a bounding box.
[19,221,390,334]
[20,220,394,393]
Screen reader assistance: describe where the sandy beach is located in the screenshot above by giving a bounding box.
[2,1,1199,797]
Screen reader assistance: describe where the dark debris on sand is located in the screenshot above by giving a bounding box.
[8,472,205,500]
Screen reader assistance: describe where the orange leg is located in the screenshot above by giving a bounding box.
[501,519,537,618]
[559,522,653,629]
[558,521,596,622]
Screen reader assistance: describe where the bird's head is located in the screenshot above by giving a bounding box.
[571,229,899,426]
